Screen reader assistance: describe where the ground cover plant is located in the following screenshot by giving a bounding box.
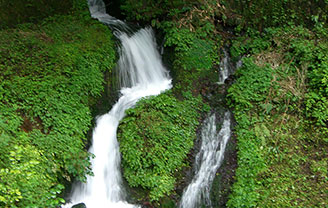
[118,91,209,202]
[0,1,116,206]
[227,25,328,207]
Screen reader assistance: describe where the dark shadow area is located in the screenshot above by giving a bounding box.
[0,0,73,29]
[104,0,125,20]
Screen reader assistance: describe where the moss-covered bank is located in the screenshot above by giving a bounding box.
[0,1,116,207]
[118,91,210,203]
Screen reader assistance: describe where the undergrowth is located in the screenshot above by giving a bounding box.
[0,3,116,207]
[0,0,88,29]
[118,91,209,202]
[227,25,328,207]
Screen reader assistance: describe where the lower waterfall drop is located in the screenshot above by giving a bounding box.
[63,0,171,207]
[179,47,236,208]
[179,112,232,208]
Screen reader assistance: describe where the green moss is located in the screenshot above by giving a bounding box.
[0,8,116,207]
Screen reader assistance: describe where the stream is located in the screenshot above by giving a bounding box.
[64,1,236,207]
[179,48,235,208]
[63,0,171,207]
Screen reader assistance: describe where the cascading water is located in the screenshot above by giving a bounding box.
[179,112,232,208]
[180,50,235,208]
[64,0,171,207]
[218,49,233,84]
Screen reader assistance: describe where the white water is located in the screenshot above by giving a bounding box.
[180,51,233,208]
[217,49,231,84]
[180,112,232,208]
[217,48,243,85]
[63,0,171,207]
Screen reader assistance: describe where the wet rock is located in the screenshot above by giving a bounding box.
[72,203,87,208]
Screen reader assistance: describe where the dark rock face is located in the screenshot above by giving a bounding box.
[72,203,87,208]
[210,131,238,207]
[103,0,125,19]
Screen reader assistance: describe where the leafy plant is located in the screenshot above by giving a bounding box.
[227,24,328,207]
[118,91,209,201]
[227,58,274,111]
[0,5,116,207]
[226,58,273,207]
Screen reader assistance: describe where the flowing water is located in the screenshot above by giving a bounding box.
[64,0,171,207]
[179,112,232,208]
[180,50,235,208]
[218,49,233,84]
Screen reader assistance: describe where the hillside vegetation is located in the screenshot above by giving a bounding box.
[0,1,116,207]
[227,26,328,207]
[0,0,74,29]
[0,0,327,207]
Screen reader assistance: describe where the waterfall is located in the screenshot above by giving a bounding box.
[63,0,171,207]
[180,50,235,208]
[179,112,232,208]
[217,48,241,84]
[218,49,230,84]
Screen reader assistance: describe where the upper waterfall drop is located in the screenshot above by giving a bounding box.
[117,28,170,88]
[63,0,172,207]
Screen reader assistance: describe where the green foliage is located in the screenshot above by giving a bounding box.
[120,0,198,23]
[226,59,273,207]
[120,0,224,39]
[227,58,274,111]
[164,27,214,72]
[161,25,219,95]
[0,8,116,207]
[225,0,328,31]
[305,47,328,137]
[226,121,266,207]
[230,33,271,59]
[227,25,328,207]
[118,91,209,201]
[0,143,65,207]
[230,25,328,139]
[72,0,89,11]
[267,25,328,139]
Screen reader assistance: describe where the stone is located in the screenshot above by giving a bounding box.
[71,203,87,208]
